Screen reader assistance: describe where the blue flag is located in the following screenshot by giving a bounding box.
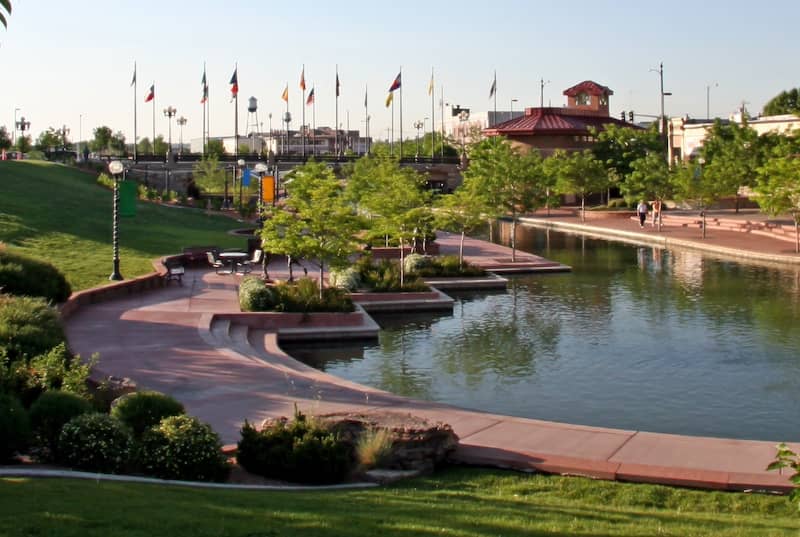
[242,167,251,186]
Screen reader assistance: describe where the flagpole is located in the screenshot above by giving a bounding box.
[364,85,368,156]
[202,62,206,156]
[493,70,497,128]
[440,86,445,159]
[430,67,435,160]
[152,82,155,155]
[390,95,394,156]
[301,64,306,158]
[399,66,403,158]
[133,61,137,161]
[312,86,316,156]
[234,63,239,158]
[335,65,339,156]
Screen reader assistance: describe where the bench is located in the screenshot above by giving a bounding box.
[163,259,185,285]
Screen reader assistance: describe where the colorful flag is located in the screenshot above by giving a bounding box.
[229,68,239,97]
[281,84,289,102]
[144,84,154,103]
[389,72,401,92]
[300,66,306,91]
[489,76,496,98]
[385,92,393,108]
[427,72,434,96]
[364,88,368,108]
[306,87,315,106]
[336,73,340,97]
[201,69,208,103]
[130,65,136,87]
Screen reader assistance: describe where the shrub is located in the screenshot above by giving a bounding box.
[28,390,92,461]
[238,276,278,312]
[355,428,393,470]
[110,390,185,439]
[0,392,30,462]
[27,343,95,398]
[136,415,230,482]
[0,249,72,302]
[403,253,435,275]
[58,413,132,473]
[328,266,361,291]
[237,411,353,484]
[0,294,66,362]
[411,255,487,278]
[96,173,115,190]
[354,258,429,293]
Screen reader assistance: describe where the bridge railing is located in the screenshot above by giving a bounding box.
[132,153,462,166]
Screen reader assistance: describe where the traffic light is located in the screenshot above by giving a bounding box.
[620,111,626,121]
[629,111,635,122]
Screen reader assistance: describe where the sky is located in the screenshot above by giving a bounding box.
[2,0,799,146]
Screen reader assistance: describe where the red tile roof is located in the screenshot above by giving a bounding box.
[485,107,633,137]
[563,80,614,97]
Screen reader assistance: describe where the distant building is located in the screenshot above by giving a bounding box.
[189,127,371,156]
[484,80,633,155]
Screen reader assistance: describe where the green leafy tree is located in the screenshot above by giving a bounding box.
[622,152,674,230]
[545,149,608,223]
[590,123,663,199]
[0,0,11,29]
[754,134,800,252]
[109,131,126,155]
[137,137,152,155]
[0,126,11,150]
[35,128,62,152]
[434,187,486,267]
[90,126,113,153]
[205,139,225,157]
[671,160,725,238]
[464,137,550,260]
[152,135,168,156]
[763,88,800,117]
[699,119,764,212]
[15,134,31,153]
[237,143,252,156]
[192,156,226,194]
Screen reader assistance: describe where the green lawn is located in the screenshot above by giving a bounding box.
[0,468,796,536]
[0,160,244,290]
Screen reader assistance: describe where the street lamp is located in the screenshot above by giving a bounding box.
[254,162,268,223]
[15,116,30,151]
[413,119,424,159]
[706,82,718,121]
[176,116,187,155]
[458,110,470,154]
[108,160,125,281]
[13,108,20,147]
[163,106,177,156]
[283,112,291,155]
[237,158,246,211]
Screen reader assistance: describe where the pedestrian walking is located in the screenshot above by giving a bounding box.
[651,199,662,227]
[636,200,649,228]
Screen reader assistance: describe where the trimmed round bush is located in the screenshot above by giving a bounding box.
[328,266,361,291]
[238,412,353,484]
[403,253,435,275]
[28,390,93,461]
[58,413,132,473]
[110,391,185,439]
[0,392,30,462]
[0,294,66,362]
[136,415,230,482]
[0,249,72,303]
[238,276,278,312]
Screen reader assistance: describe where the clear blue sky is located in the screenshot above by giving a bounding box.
[2,0,798,144]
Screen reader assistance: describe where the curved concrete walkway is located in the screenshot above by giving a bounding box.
[64,233,797,493]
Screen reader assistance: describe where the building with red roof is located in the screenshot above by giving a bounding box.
[484,80,634,154]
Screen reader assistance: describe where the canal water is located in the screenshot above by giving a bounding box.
[285,225,800,441]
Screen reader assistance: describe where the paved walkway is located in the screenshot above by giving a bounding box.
[64,232,797,492]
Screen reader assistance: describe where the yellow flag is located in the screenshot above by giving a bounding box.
[427,73,434,96]
[385,92,393,108]
[281,85,289,102]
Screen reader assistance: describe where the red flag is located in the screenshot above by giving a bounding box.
[300,67,306,91]
[388,72,401,92]
[201,70,208,104]
[229,68,238,97]
[144,84,154,103]
[306,87,315,106]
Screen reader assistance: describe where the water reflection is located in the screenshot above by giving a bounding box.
[287,224,800,441]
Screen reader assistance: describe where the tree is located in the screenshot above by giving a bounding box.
[15,134,31,153]
[0,126,12,151]
[35,128,64,152]
[0,0,11,29]
[763,88,800,117]
[671,160,725,238]
[699,119,764,212]
[590,123,663,200]
[206,139,225,157]
[137,137,152,155]
[622,152,674,230]
[545,149,607,223]
[89,126,113,153]
[434,186,486,267]
[754,134,800,252]
[463,137,550,261]
[192,156,226,194]
[109,131,126,155]
[152,135,168,156]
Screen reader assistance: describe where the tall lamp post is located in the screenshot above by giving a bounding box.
[163,106,177,156]
[237,158,246,211]
[13,108,20,147]
[458,110,470,154]
[176,116,187,155]
[413,119,424,159]
[108,160,125,281]
[254,162,268,223]
[15,116,31,151]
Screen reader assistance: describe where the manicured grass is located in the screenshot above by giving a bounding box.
[0,468,797,536]
[0,160,244,290]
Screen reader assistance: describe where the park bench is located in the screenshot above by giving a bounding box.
[163,258,185,286]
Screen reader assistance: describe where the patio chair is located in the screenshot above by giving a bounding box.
[206,251,227,274]
[239,249,262,274]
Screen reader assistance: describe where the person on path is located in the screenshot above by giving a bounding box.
[651,199,662,227]
[636,200,649,228]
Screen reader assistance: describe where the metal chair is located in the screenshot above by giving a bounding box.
[239,249,262,274]
[206,251,227,274]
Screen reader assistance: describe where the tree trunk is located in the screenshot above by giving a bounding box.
[287,255,294,282]
[701,208,707,239]
[581,195,586,223]
[735,193,740,214]
[511,215,517,263]
[459,231,465,269]
[319,262,324,300]
[795,214,799,254]
[399,236,405,288]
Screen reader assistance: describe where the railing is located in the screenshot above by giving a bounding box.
[132,153,462,166]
